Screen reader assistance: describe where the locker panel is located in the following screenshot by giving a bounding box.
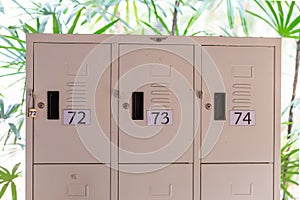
[34,164,110,200]
[33,43,111,163]
[119,164,193,200]
[201,46,274,163]
[201,164,273,200]
[118,44,194,163]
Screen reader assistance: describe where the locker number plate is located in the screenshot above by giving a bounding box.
[230,111,255,126]
[63,110,90,125]
[147,110,173,126]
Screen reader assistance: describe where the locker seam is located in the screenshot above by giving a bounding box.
[32,42,35,200]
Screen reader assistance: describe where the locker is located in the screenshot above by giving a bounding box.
[201,46,275,163]
[26,34,281,200]
[118,44,194,163]
[33,43,111,163]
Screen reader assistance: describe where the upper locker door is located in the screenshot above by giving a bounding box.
[118,44,194,163]
[201,46,274,163]
[33,43,111,163]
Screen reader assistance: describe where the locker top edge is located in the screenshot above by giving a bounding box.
[26,33,281,47]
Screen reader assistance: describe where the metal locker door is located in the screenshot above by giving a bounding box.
[34,164,110,200]
[201,164,273,200]
[117,44,194,163]
[33,43,111,163]
[119,164,193,200]
[201,46,274,163]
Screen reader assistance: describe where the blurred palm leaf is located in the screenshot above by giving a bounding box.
[94,18,120,34]
[281,134,299,199]
[0,0,4,13]
[0,163,22,200]
[248,1,300,39]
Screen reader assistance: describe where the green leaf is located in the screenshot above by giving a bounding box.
[150,0,170,34]
[0,46,26,52]
[0,0,4,14]
[246,10,276,31]
[5,103,20,118]
[0,166,10,177]
[126,0,129,23]
[133,1,139,26]
[11,182,17,200]
[2,129,11,150]
[52,13,60,34]
[286,15,300,33]
[183,0,211,35]
[93,19,119,34]
[276,1,284,28]
[39,17,49,33]
[226,0,234,29]
[111,2,120,21]
[157,15,171,35]
[281,183,295,199]
[36,18,40,31]
[284,178,299,186]
[68,8,83,34]
[285,1,295,27]
[0,99,4,118]
[252,0,277,28]
[11,0,33,18]
[289,29,300,35]
[0,183,9,198]
[237,0,248,35]
[0,72,25,78]
[8,123,20,139]
[281,121,293,125]
[11,163,21,175]
[141,21,162,35]
[265,1,280,27]
[0,35,25,44]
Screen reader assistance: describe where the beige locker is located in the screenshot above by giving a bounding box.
[119,164,193,200]
[201,46,274,163]
[33,43,111,163]
[201,164,273,200]
[118,44,194,163]
[34,164,110,200]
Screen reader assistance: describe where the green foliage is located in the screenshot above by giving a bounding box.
[0,0,3,14]
[225,0,248,35]
[0,163,22,200]
[249,2,300,198]
[0,1,299,200]
[281,133,299,199]
[248,0,300,39]
[0,99,23,150]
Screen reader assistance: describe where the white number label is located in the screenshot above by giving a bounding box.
[230,111,255,126]
[147,110,173,126]
[63,110,90,125]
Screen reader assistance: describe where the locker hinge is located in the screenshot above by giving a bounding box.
[196,90,203,99]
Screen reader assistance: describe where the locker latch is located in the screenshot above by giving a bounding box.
[27,90,37,118]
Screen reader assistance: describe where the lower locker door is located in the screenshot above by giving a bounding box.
[119,164,193,200]
[34,164,110,200]
[201,164,273,200]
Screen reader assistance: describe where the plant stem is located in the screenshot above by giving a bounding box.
[171,0,180,36]
[287,39,300,138]
[282,39,300,200]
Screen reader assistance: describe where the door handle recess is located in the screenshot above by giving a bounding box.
[214,92,226,120]
[132,92,144,120]
[47,91,59,120]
